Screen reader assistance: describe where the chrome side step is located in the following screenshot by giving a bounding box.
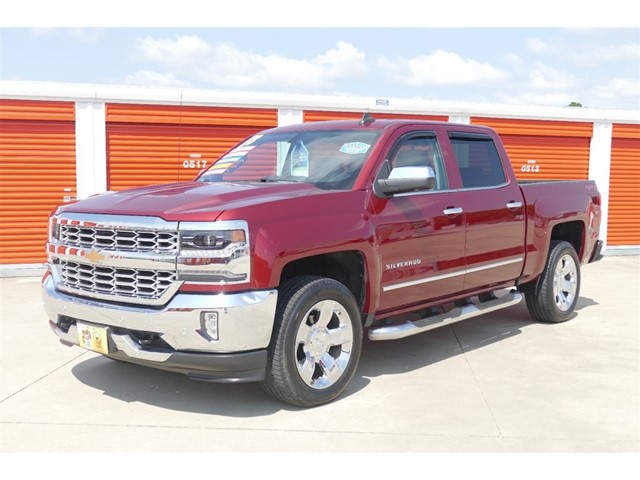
[368,291,523,341]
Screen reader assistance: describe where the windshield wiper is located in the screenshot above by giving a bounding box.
[259,176,301,183]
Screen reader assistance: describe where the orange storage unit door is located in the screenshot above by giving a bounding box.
[0,100,77,265]
[608,124,640,247]
[106,104,278,191]
[470,117,592,181]
[304,110,448,123]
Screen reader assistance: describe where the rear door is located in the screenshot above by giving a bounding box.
[447,131,526,292]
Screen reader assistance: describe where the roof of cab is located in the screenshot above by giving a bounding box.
[265,118,458,133]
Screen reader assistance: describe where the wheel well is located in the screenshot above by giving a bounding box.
[280,251,366,311]
[551,221,584,257]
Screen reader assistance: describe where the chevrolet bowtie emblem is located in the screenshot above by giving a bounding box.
[85,250,107,264]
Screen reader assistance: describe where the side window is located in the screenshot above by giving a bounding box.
[450,134,506,188]
[388,135,448,190]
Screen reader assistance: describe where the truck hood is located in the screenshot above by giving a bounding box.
[62,181,333,221]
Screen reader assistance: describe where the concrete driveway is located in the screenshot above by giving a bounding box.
[1,256,638,458]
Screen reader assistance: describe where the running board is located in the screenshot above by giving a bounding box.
[368,291,523,341]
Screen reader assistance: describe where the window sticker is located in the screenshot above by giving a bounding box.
[226,145,255,156]
[207,160,237,172]
[290,141,309,176]
[241,134,263,147]
[340,142,371,155]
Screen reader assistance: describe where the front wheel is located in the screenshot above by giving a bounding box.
[524,240,581,323]
[260,276,363,408]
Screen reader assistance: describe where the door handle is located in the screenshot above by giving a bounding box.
[443,207,463,216]
[506,201,523,210]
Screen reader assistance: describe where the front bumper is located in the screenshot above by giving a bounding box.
[42,273,277,382]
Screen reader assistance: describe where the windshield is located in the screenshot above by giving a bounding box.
[197,129,380,190]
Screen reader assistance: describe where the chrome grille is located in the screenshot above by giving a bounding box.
[59,261,176,300]
[60,225,178,252]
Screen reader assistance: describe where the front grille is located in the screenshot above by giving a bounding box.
[60,225,178,252]
[59,260,176,300]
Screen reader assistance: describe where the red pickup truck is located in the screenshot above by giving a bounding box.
[42,116,603,407]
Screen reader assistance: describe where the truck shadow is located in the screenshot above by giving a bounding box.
[70,296,598,416]
[71,357,290,416]
[354,301,535,383]
[353,296,597,384]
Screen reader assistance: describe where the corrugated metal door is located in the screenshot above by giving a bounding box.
[106,104,278,190]
[304,110,448,123]
[0,100,76,265]
[608,123,640,246]
[471,117,592,181]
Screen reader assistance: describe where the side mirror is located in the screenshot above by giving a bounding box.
[375,166,436,196]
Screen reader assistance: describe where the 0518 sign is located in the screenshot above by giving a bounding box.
[521,159,540,173]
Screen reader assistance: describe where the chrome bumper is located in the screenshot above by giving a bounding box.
[42,273,277,355]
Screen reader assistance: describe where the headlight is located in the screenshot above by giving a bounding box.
[48,208,63,241]
[177,220,250,284]
[49,216,60,241]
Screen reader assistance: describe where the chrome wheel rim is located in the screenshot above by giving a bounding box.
[295,300,354,390]
[553,254,578,312]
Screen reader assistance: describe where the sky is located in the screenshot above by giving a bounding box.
[1,1,639,111]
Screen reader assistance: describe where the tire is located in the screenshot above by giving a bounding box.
[524,240,581,323]
[260,276,363,408]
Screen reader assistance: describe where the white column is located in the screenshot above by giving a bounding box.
[448,115,471,124]
[588,121,613,251]
[278,108,304,127]
[75,102,107,199]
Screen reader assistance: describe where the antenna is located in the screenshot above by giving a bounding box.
[360,112,375,126]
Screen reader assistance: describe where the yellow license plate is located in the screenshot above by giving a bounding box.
[77,322,110,354]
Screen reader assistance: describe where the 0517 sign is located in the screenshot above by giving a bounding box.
[183,159,208,169]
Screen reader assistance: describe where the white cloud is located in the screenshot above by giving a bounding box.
[130,35,368,91]
[526,62,578,90]
[133,34,214,65]
[525,36,640,67]
[30,28,56,37]
[497,74,640,109]
[124,70,191,87]
[68,28,105,44]
[122,32,637,109]
[29,27,104,43]
[378,50,507,86]
[495,91,576,107]
[592,77,640,106]
[525,37,553,55]
[580,42,640,65]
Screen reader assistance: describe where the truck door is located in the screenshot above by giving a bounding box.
[447,131,526,291]
[372,131,466,313]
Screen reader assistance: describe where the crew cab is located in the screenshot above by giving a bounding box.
[42,116,603,407]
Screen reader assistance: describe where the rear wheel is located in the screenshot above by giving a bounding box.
[260,276,363,407]
[524,240,581,323]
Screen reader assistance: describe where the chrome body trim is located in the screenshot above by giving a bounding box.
[49,213,181,305]
[48,213,252,304]
[50,260,183,307]
[55,213,180,232]
[443,207,463,216]
[369,291,523,341]
[43,274,278,353]
[50,248,177,270]
[465,257,523,274]
[383,257,523,292]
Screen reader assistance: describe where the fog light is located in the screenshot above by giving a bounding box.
[200,312,219,341]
